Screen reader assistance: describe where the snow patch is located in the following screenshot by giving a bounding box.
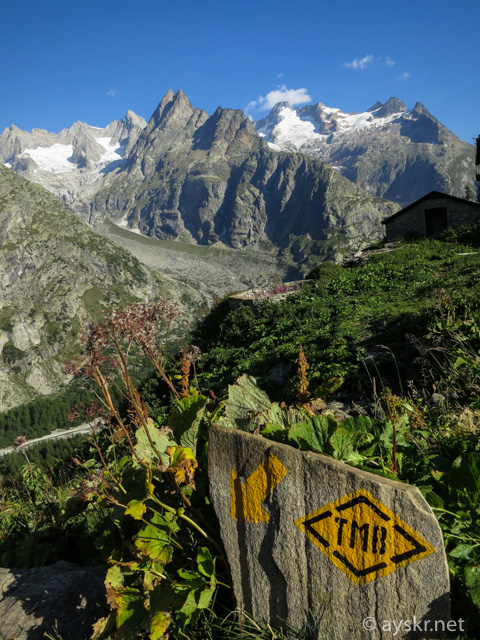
[24,144,76,173]
[114,214,143,236]
[95,137,124,163]
[270,106,324,149]
[333,109,404,132]
[4,162,12,168]
[259,103,407,152]
[117,214,129,227]
[322,107,341,115]
[87,136,126,182]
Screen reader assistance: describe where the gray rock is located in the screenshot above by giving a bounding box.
[208,425,450,639]
[266,362,292,385]
[0,561,107,640]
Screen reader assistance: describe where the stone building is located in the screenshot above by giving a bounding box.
[382,191,480,242]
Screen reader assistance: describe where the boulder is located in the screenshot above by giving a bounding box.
[0,561,107,640]
[208,425,450,639]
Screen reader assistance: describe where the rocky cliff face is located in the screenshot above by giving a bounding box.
[255,97,474,206]
[0,164,167,411]
[90,90,399,261]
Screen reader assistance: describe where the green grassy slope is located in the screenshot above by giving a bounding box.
[192,228,480,401]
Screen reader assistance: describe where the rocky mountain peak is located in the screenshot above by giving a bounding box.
[194,107,259,156]
[124,110,146,128]
[255,102,295,137]
[367,101,383,113]
[150,89,175,124]
[270,101,292,116]
[372,97,407,118]
[251,95,472,206]
[107,111,147,155]
[411,101,431,117]
[150,89,195,128]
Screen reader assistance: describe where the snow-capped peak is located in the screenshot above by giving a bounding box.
[255,98,409,152]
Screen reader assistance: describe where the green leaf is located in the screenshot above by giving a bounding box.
[223,374,272,431]
[149,611,171,640]
[168,391,207,453]
[117,455,131,473]
[264,402,290,428]
[331,428,354,460]
[179,588,199,621]
[424,489,444,509]
[135,524,173,563]
[151,510,181,535]
[342,450,366,465]
[197,546,214,577]
[116,588,143,627]
[448,453,480,493]
[353,415,374,432]
[379,421,394,451]
[286,414,337,455]
[105,564,124,591]
[314,375,344,398]
[261,423,287,442]
[178,569,200,580]
[125,499,146,520]
[197,585,215,609]
[449,543,474,559]
[465,566,480,609]
[134,422,176,468]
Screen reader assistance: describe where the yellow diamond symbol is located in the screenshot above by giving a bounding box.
[295,489,436,585]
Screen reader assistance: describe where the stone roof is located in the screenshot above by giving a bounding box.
[382,190,480,225]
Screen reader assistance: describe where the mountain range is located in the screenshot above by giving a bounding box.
[254,97,474,206]
[0,92,474,245]
[4,89,474,264]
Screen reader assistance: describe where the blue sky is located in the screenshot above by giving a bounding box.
[1,0,478,143]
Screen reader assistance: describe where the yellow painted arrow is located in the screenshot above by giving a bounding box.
[230,453,287,523]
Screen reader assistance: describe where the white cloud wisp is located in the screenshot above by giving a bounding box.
[344,55,396,70]
[344,55,374,70]
[247,85,312,113]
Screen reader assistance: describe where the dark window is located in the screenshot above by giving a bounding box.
[425,207,448,238]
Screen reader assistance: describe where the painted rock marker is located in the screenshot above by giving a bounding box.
[230,452,287,522]
[295,488,436,585]
[209,425,450,640]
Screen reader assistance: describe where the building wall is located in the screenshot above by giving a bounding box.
[384,196,480,242]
